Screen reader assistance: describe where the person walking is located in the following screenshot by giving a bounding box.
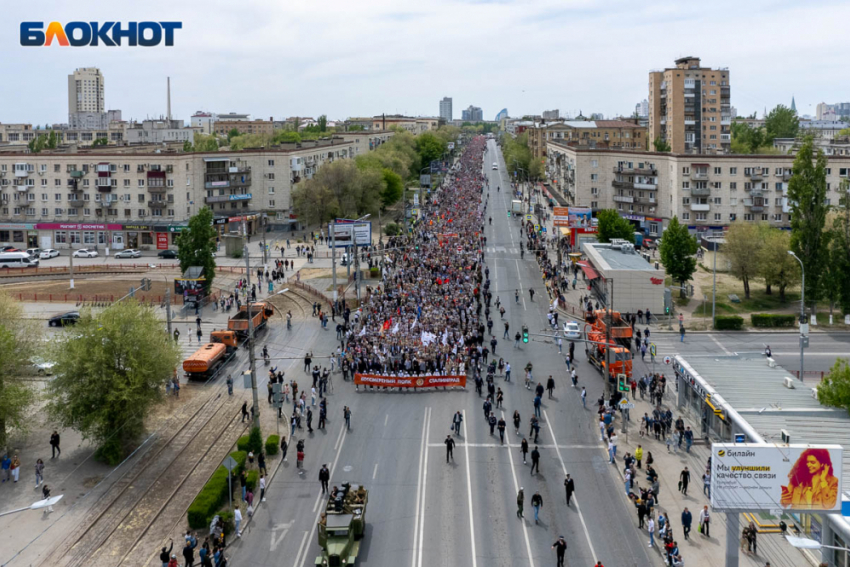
[530,446,541,474]
[10,455,20,483]
[234,507,243,538]
[546,375,555,399]
[445,435,455,462]
[35,458,44,488]
[681,507,692,540]
[581,386,587,408]
[699,505,711,537]
[531,491,543,524]
[344,406,352,430]
[747,521,758,555]
[497,417,507,444]
[533,394,542,418]
[521,438,529,464]
[452,411,463,437]
[319,464,330,493]
[259,474,267,502]
[488,412,497,436]
[516,488,525,518]
[679,467,690,495]
[648,516,656,547]
[564,474,575,506]
[552,536,567,567]
[505,361,511,382]
[241,402,249,423]
[50,430,61,458]
[702,470,711,498]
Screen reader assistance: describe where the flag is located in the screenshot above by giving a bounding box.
[392,322,399,334]
[442,329,449,345]
[383,319,392,331]
[411,319,418,330]
[358,326,366,337]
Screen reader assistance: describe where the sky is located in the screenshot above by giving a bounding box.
[2,0,849,125]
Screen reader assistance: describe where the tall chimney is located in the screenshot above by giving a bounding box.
[167,77,172,122]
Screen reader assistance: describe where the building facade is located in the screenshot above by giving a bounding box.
[0,139,359,250]
[213,120,274,137]
[439,97,453,122]
[461,106,483,122]
[126,119,200,144]
[526,120,647,160]
[546,140,850,237]
[542,110,560,120]
[334,131,393,156]
[370,116,439,134]
[649,57,731,154]
[68,67,104,116]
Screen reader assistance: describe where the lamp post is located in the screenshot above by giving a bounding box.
[788,250,806,379]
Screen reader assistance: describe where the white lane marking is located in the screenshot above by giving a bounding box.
[385,414,389,426]
[333,420,345,451]
[411,407,429,567]
[426,443,599,449]
[417,407,430,567]
[298,423,348,567]
[501,411,535,567]
[270,521,294,552]
[515,259,527,311]
[543,409,599,564]
[311,489,323,514]
[462,410,478,567]
[373,463,378,480]
[292,531,309,567]
[708,334,733,355]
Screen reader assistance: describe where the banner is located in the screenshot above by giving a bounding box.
[710,443,843,511]
[568,207,592,228]
[354,373,467,388]
[553,207,570,227]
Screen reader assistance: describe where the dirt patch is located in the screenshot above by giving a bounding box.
[82,475,104,488]
[2,277,172,300]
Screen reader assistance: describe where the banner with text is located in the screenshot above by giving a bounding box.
[553,207,570,227]
[354,373,467,388]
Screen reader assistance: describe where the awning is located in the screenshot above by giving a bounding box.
[576,261,600,280]
[203,157,230,162]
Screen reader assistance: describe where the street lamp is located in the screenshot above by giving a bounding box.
[785,534,849,553]
[788,250,806,379]
[0,494,63,517]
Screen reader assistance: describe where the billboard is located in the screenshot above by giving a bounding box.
[354,373,466,388]
[420,174,431,187]
[553,206,570,227]
[329,221,372,247]
[568,207,592,228]
[710,443,842,511]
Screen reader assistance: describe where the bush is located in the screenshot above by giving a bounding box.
[236,435,250,452]
[715,315,744,331]
[751,313,796,328]
[369,266,380,278]
[245,470,260,491]
[187,465,230,529]
[248,426,263,454]
[265,434,280,456]
[230,450,247,477]
[230,249,243,259]
[218,510,235,534]
[384,223,400,236]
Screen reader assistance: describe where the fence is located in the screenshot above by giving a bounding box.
[0,263,251,279]
[795,370,825,383]
[14,291,221,305]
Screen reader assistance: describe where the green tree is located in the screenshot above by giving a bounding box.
[415,132,447,168]
[227,128,240,143]
[192,133,219,152]
[28,134,47,153]
[175,207,218,294]
[822,231,844,324]
[838,127,850,137]
[724,222,765,299]
[816,358,850,414]
[764,104,799,143]
[347,125,365,132]
[91,138,108,147]
[380,168,403,207]
[318,115,328,132]
[652,136,671,152]
[730,121,767,154]
[183,140,193,152]
[0,292,42,448]
[47,130,58,149]
[272,130,301,144]
[788,138,829,315]
[291,160,385,225]
[758,227,800,302]
[47,302,181,464]
[596,209,635,244]
[658,216,698,297]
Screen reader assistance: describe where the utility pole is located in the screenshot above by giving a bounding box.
[789,251,806,380]
[243,219,260,430]
[354,235,360,303]
[711,230,718,329]
[69,245,75,290]
[605,278,613,397]
[262,214,268,266]
[165,286,173,337]
[331,219,337,304]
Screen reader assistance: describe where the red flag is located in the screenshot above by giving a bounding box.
[382,319,392,331]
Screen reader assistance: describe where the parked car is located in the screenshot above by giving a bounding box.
[73,249,98,258]
[30,360,56,376]
[563,320,582,340]
[2,245,21,252]
[115,249,141,259]
[48,311,80,327]
[39,249,60,259]
[157,249,178,259]
[26,248,42,258]
[0,251,39,268]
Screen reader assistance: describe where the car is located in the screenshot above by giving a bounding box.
[492,162,498,170]
[115,249,141,259]
[2,245,21,252]
[40,249,60,259]
[563,320,582,340]
[26,248,42,258]
[73,248,99,258]
[31,360,56,376]
[157,249,178,259]
[48,311,80,327]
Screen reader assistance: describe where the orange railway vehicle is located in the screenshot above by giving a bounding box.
[183,341,236,381]
[228,302,274,338]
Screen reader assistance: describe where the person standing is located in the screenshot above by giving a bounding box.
[581,386,587,408]
[530,446,541,474]
[259,474,267,502]
[452,411,463,436]
[564,474,575,506]
[241,402,249,423]
[319,464,330,493]
[521,438,529,464]
[50,430,60,458]
[10,455,20,482]
[547,375,555,399]
[747,521,758,555]
[699,505,711,537]
[702,470,711,498]
[551,536,567,567]
[182,539,195,567]
[234,507,243,538]
[0,454,10,482]
[516,488,525,518]
[531,491,543,524]
[513,410,521,435]
[160,539,174,567]
[680,467,690,495]
[344,406,352,430]
[35,458,44,488]
[681,507,692,540]
[489,412,497,436]
[648,516,656,547]
[497,417,506,444]
[445,435,455,463]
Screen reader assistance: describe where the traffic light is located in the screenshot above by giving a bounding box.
[522,326,529,343]
[507,211,511,218]
[617,373,629,392]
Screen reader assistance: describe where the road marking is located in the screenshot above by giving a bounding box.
[708,334,733,355]
[372,463,378,480]
[334,420,345,451]
[292,530,309,567]
[385,414,389,427]
[411,407,429,567]
[417,407,430,567]
[501,410,535,567]
[461,410,478,567]
[543,409,599,564]
[515,260,527,311]
[270,521,294,552]
[426,443,599,449]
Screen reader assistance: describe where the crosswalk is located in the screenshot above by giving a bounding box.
[484,246,523,255]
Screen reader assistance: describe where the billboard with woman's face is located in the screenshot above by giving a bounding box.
[711,443,842,511]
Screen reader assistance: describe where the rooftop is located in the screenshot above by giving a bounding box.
[585,242,655,271]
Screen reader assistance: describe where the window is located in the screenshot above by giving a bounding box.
[762,214,769,221]
[682,213,690,220]
[267,173,275,180]
[68,208,78,216]
[695,213,707,220]
[730,213,737,221]
[682,167,690,174]
[41,208,48,216]
[138,179,145,187]
[124,179,131,186]
[826,168,832,175]
[744,214,754,221]
[730,167,737,175]
[682,182,690,189]
[84,208,91,216]
[773,213,783,221]
[269,200,275,207]
[682,197,691,205]
[55,193,62,201]
[841,168,848,177]
[730,197,737,206]
[54,208,63,215]
[268,160,275,166]
[713,197,722,204]
[591,187,599,195]
[138,194,146,203]
[714,167,721,175]
[713,182,722,189]
[41,193,48,201]
[590,201,598,209]
[55,231,67,244]
[590,174,598,181]
[54,164,61,173]
[730,182,737,190]
[714,213,721,220]
[268,186,275,194]
[591,160,598,168]
[124,164,130,172]
[40,178,47,186]
[167,209,174,216]
[54,179,61,186]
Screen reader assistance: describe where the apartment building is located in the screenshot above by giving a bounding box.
[371,115,440,134]
[774,136,850,157]
[439,97,453,122]
[526,120,647,160]
[649,57,731,154]
[461,106,483,122]
[0,139,356,250]
[546,140,850,237]
[213,119,274,137]
[334,131,393,156]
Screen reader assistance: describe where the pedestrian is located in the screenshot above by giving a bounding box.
[319,464,330,493]
[1,454,10,482]
[521,438,529,464]
[445,435,455,462]
[530,446,540,474]
[533,394,542,418]
[234,506,243,537]
[699,505,711,537]
[505,361,512,382]
[748,522,758,555]
[581,386,587,408]
[497,417,506,444]
[547,375,555,399]
[681,507,692,540]
[680,325,685,343]
[160,539,174,567]
[564,474,575,506]
[50,430,61,458]
[648,516,656,547]
[241,402,249,422]
[344,406,352,430]
[531,491,543,524]
[10,455,20,482]
[516,488,525,518]
[35,458,44,487]
[452,411,463,436]
[680,467,690,495]
[226,374,233,396]
[635,445,643,469]
[488,412,497,435]
[182,539,195,567]
[552,536,567,567]
[703,470,711,498]
[259,474,267,502]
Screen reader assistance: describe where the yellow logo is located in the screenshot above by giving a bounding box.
[718,450,726,457]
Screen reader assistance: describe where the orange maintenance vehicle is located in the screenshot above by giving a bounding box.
[587,309,633,348]
[585,325,633,384]
[228,302,274,338]
[182,330,239,381]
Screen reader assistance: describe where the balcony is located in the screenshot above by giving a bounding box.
[635,196,657,205]
[721,134,731,142]
[149,201,168,209]
[690,186,711,196]
[69,170,85,178]
[96,178,112,187]
[780,171,792,181]
[634,182,658,190]
[205,180,230,190]
[747,171,763,181]
[690,203,710,212]
[750,205,764,212]
[14,165,31,177]
[15,185,29,192]
[148,185,167,193]
[613,195,634,204]
[230,174,252,187]
[612,180,634,189]
[613,166,657,176]
[684,120,697,126]
[692,172,709,181]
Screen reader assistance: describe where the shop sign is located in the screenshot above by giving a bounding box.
[36,223,122,230]
[123,224,152,231]
[0,223,35,230]
[156,233,169,249]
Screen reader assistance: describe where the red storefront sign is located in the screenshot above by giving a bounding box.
[354,373,467,388]
[156,233,169,250]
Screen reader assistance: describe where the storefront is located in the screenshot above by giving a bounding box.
[35,223,122,251]
[122,224,154,250]
[567,226,598,250]
[0,223,36,248]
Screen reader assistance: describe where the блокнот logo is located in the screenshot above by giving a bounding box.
[20,22,181,46]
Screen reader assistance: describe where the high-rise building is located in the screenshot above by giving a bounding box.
[817,102,850,120]
[648,57,731,154]
[494,109,509,122]
[461,105,483,122]
[635,99,649,118]
[439,97,453,122]
[68,67,104,117]
[542,109,560,120]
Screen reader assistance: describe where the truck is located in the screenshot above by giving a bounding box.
[585,327,633,384]
[316,483,368,566]
[588,309,633,348]
[511,200,524,215]
[227,302,274,338]
[182,329,239,381]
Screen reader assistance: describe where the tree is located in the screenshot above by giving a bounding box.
[730,121,767,154]
[347,125,365,132]
[652,136,671,152]
[91,138,108,147]
[28,134,47,153]
[415,132,447,168]
[816,358,850,414]
[0,292,42,448]
[596,209,635,244]
[47,130,57,149]
[764,105,799,143]
[192,133,219,152]
[183,140,193,152]
[176,207,218,294]
[826,179,850,316]
[380,168,403,208]
[227,128,240,143]
[47,302,181,464]
[272,130,301,144]
[318,115,328,132]
[839,127,850,137]
[291,160,385,225]
[788,138,829,315]
[724,222,765,299]
[822,231,844,324]
[758,227,800,302]
[658,216,698,297]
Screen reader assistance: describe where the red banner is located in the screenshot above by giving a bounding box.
[156,233,169,250]
[354,373,467,388]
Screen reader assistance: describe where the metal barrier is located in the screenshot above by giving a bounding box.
[14,291,220,305]
[795,370,825,382]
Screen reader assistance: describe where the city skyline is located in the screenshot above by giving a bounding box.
[1,0,848,124]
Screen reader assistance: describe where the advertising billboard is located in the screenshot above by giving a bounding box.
[553,206,570,227]
[568,207,592,228]
[329,221,372,247]
[710,443,843,512]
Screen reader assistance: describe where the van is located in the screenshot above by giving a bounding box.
[0,252,39,268]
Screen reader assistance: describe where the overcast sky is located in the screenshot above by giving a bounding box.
[3,0,848,125]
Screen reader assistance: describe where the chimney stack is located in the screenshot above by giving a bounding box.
[167,77,172,122]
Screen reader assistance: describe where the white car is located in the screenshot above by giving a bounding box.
[492,162,498,170]
[32,360,55,376]
[115,249,141,258]
[73,249,99,258]
[40,249,60,259]
[563,321,582,340]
